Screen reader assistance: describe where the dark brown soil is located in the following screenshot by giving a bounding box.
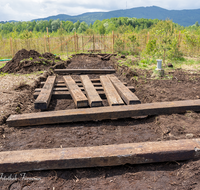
[0,54,200,190]
[0,49,68,74]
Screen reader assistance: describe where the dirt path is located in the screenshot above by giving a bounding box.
[0,54,200,190]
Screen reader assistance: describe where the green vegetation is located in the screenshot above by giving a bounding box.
[0,18,159,38]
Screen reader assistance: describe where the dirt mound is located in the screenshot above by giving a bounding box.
[0,49,67,74]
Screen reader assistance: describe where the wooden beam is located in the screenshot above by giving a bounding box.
[40,81,128,87]
[80,75,103,107]
[0,139,199,172]
[108,75,141,105]
[100,75,124,106]
[34,76,56,110]
[34,86,136,100]
[41,79,102,84]
[63,75,88,108]
[33,91,108,99]
[35,86,135,93]
[7,99,200,127]
[54,69,116,74]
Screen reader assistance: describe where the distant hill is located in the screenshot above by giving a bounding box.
[31,6,200,26]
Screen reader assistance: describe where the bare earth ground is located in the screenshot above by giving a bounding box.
[0,55,200,190]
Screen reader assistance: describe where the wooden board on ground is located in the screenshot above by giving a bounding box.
[63,75,88,108]
[54,69,116,74]
[7,99,200,127]
[80,75,103,107]
[35,86,135,93]
[34,76,56,110]
[108,75,141,105]
[100,75,124,106]
[0,138,199,172]
[33,86,136,100]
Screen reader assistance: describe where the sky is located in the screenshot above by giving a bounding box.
[1,0,200,21]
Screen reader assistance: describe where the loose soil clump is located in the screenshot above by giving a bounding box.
[0,49,68,74]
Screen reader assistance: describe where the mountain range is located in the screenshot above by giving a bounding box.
[3,6,200,26]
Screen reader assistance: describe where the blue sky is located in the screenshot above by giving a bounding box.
[1,0,200,21]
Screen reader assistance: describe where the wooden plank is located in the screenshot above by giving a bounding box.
[0,139,200,172]
[40,81,128,87]
[35,86,135,93]
[63,75,88,108]
[7,99,200,127]
[34,76,56,110]
[54,69,116,74]
[108,75,141,105]
[34,91,107,99]
[34,86,136,100]
[100,75,124,106]
[41,79,101,84]
[80,75,103,107]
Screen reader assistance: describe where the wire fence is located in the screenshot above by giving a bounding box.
[0,31,200,58]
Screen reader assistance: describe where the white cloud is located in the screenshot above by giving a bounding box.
[0,0,200,21]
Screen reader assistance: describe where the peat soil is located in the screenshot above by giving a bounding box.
[0,49,68,74]
[0,54,200,189]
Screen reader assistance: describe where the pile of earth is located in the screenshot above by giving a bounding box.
[0,49,69,74]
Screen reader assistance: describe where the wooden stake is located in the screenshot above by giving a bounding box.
[10,37,14,57]
[46,27,51,52]
[82,36,84,52]
[93,34,95,52]
[76,34,78,52]
[112,31,114,53]
[74,32,77,53]
[44,35,47,52]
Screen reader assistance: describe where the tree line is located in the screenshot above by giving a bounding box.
[0,17,163,39]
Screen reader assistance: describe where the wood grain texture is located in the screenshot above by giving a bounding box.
[80,75,103,107]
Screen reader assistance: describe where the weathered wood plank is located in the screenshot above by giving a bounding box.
[63,75,88,108]
[34,76,56,110]
[35,86,135,93]
[41,79,101,84]
[108,75,141,105]
[54,69,116,74]
[33,86,135,100]
[0,139,199,172]
[100,75,124,106]
[40,81,128,87]
[80,75,103,107]
[7,99,200,127]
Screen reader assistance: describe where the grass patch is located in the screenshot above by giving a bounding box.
[0,62,6,69]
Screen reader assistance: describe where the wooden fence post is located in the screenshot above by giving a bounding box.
[10,37,14,57]
[74,32,77,53]
[112,31,115,53]
[82,36,84,52]
[44,35,47,52]
[76,34,78,52]
[46,27,51,52]
[93,34,95,52]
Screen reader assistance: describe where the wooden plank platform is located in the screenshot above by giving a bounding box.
[34,76,56,110]
[80,75,103,107]
[54,69,116,74]
[0,138,199,172]
[100,75,124,106]
[63,76,88,108]
[108,75,141,105]
[7,99,200,127]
